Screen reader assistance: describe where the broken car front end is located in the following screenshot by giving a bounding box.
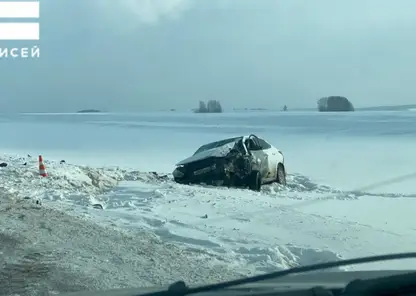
[173,148,252,187]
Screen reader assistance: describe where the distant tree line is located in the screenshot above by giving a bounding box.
[194,100,223,113]
[77,109,101,113]
[317,96,354,112]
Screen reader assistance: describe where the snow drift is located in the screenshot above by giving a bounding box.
[0,154,243,295]
[0,154,165,204]
[0,154,346,277]
[0,198,242,295]
[4,152,415,296]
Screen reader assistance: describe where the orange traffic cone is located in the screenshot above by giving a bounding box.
[39,155,48,177]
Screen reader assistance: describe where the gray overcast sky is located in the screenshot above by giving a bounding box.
[1,0,416,112]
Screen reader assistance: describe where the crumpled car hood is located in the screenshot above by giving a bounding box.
[176,142,236,166]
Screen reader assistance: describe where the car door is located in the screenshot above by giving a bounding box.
[257,137,280,181]
[246,136,270,182]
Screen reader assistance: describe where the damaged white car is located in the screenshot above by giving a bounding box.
[172,134,286,191]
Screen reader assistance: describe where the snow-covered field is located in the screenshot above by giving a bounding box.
[1,111,416,294]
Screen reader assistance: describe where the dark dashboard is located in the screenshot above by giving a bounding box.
[59,270,416,296]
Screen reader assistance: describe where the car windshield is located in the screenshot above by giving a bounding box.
[2,1,416,295]
[193,137,242,155]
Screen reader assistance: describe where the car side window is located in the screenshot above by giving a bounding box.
[257,138,271,150]
[247,138,262,151]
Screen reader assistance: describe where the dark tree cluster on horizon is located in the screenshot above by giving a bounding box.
[317,96,354,112]
[194,100,223,113]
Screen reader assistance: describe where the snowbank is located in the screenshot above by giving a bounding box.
[0,154,165,205]
[0,154,243,295]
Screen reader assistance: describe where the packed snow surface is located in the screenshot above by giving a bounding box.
[1,111,416,295]
[0,155,244,295]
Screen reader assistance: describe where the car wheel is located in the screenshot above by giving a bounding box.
[248,170,261,191]
[276,164,286,186]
